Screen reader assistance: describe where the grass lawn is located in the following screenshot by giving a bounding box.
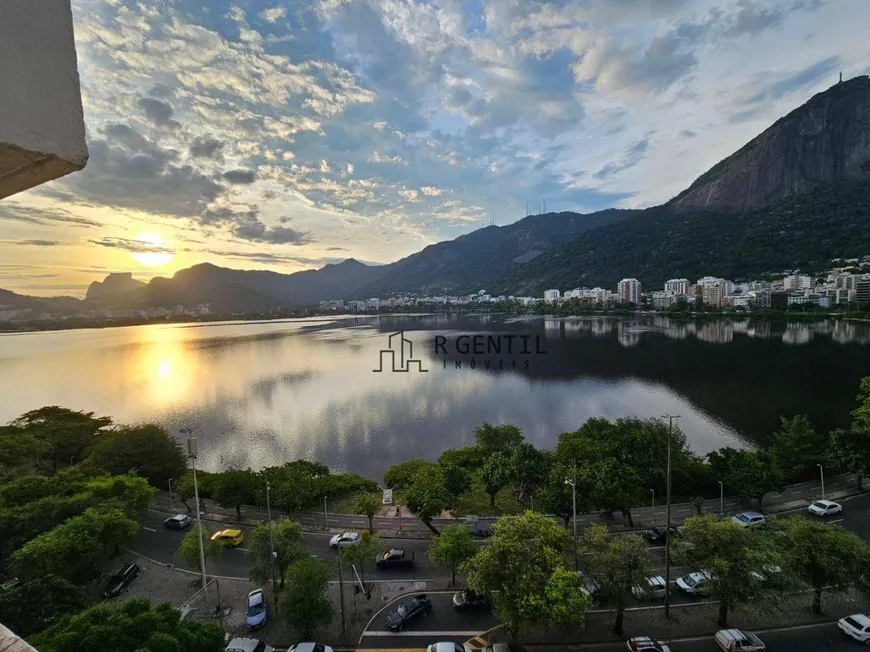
[452,476,527,517]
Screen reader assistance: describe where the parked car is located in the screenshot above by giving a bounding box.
[626,636,671,651]
[163,514,193,530]
[103,563,140,598]
[731,511,766,528]
[632,575,668,600]
[453,589,489,611]
[225,638,273,652]
[676,570,716,596]
[0,578,21,593]
[749,564,782,585]
[329,532,360,549]
[839,613,870,643]
[578,572,602,599]
[211,529,245,546]
[714,629,765,651]
[808,499,843,517]
[246,589,267,629]
[645,526,679,544]
[426,643,472,652]
[288,644,333,652]
[386,593,432,631]
[376,549,415,569]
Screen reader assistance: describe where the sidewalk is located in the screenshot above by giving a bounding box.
[153,472,866,538]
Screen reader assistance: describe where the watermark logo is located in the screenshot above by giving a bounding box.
[373,331,428,373]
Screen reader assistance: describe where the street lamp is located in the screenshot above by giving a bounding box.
[818,463,825,497]
[564,478,578,571]
[650,489,655,510]
[266,480,278,613]
[168,478,174,509]
[718,480,724,516]
[181,426,208,606]
[660,413,681,619]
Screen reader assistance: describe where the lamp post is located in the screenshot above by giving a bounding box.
[818,464,825,497]
[565,478,578,570]
[266,481,278,614]
[650,489,655,510]
[660,413,681,619]
[181,427,208,607]
[718,480,724,516]
[168,478,174,510]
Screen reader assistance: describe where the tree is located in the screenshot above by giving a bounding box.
[0,575,85,637]
[343,531,381,588]
[280,557,333,639]
[769,416,825,481]
[211,468,259,518]
[245,517,307,589]
[428,524,477,586]
[178,524,223,571]
[28,598,224,652]
[88,424,186,487]
[404,465,453,535]
[462,511,592,633]
[481,452,512,507]
[12,507,138,583]
[583,457,644,526]
[384,459,432,489]
[12,406,111,468]
[677,514,784,626]
[473,422,524,455]
[510,443,550,500]
[778,518,870,614]
[85,472,156,519]
[353,492,382,532]
[707,448,784,508]
[829,428,870,491]
[581,525,652,635]
[537,462,593,526]
[438,446,486,469]
[441,463,471,497]
[0,426,49,473]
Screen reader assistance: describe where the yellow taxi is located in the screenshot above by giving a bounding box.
[210,529,244,547]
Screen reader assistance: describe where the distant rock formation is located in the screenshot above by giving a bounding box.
[86,272,145,300]
[671,75,870,211]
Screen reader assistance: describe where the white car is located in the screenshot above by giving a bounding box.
[632,575,668,600]
[808,499,842,517]
[749,564,782,584]
[246,589,267,629]
[426,643,473,652]
[289,644,334,652]
[626,636,671,651]
[714,628,765,651]
[329,532,361,549]
[226,638,273,652]
[732,511,766,528]
[839,613,870,643]
[676,570,716,596]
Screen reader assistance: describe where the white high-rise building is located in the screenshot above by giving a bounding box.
[665,278,689,295]
[543,289,561,302]
[617,278,642,304]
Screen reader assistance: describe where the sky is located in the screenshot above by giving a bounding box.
[2,0,870,297]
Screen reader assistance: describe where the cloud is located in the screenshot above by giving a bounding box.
[420,186,442,196]
[189,138,224,159]
[88,236,174,255]
[594,133,655,180]
[368,151,404,164]
[0,239,63,246]
[742,56,841,105]
[258,6,287,22]
[201,205,312,245]
[0,203,101,227]
[326,246,348,251]
[138,97,179,128]
[223,169,258,184]
[399,188,420,202]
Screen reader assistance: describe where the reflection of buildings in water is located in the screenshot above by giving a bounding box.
[694,321,734,344]
[745,321,772,339]
[616,322,642,348]
[591,319,615,337]
[831,321,870,345]
[652,316,675,330]
[782,323,812,346]
[563,320,585,335]
[731,320,751,335]
[544,318,562,333]
[807,320,834,336]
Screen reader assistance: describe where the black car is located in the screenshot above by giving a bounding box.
[385,594,431,631]
[163,514,193,530]
[645,526,679,544]
[376,549,415,570]
[104,563,140,598]
[452,589,488,612]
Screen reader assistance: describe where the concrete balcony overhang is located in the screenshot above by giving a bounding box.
[0,0,89,200]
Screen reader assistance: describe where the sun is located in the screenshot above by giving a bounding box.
[129,232,175,266]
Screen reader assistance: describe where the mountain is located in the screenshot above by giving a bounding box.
[488,180,870,294]
[351,208,636,297]
[0,288,82,314]
[86,272,145,300]
[671,75,870,211]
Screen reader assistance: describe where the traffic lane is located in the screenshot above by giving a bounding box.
[587,622,859,652]
[360,592,499,647]
[773,493,870,539]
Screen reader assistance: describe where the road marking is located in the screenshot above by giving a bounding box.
[142,526,157,532]
[362,631,485,637]
[829,518,844,524]
[237,547,248,552]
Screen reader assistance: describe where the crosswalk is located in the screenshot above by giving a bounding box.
[464,634,490,650]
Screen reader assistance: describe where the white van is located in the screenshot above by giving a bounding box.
[714,629,765,651]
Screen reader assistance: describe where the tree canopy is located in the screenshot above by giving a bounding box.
[245,517,307,589]
[0,575,85,637]
[404,464,453,534]
[428,524,477,586]
[474,422,524,455]
[280,557,333,639]
[178,524,222,571]
[88,424,186,487]
[769,415,825,482]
